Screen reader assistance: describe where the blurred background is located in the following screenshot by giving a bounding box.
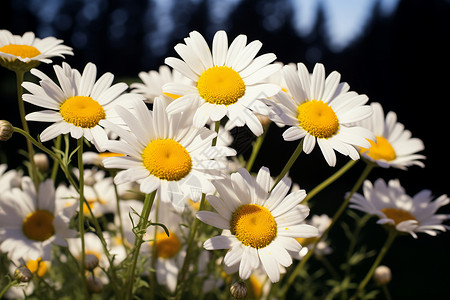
[1,0,450,298]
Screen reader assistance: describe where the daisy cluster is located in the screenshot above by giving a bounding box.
[0,29,448,300]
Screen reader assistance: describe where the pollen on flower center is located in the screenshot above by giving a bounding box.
[154,231,182,259]
[381,208,416,225]
[142,139,192,181]
[22,210,55,242]
[197,66,246,106]
[230,204,277,249]
[297,100,339,139]
[59,96,106,128]
[360,136,396,161]
[0,44,41,59]
[26,258,48,277]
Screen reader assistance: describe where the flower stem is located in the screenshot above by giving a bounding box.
[278,162,374,297]
[15,70,39,191]
[303,159,357,204]
[212,121,220,146]
[0,279,18,298]
[125,191,156,300]
[271,139,304,191]
[175,193,207,299]
[246,123,270,172]
[350,229,397,300]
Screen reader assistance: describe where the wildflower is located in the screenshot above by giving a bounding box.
[270,63,375,166]
[101,97,236,211]
[357,102,425,169]
[0,30,73,72]
[164,30,281,136]
[197,167,319,282]
[0,178,76,261]
[0,120,14,141]
[22,62,143,150]
[350,178,450,238]
[373,265,392,286]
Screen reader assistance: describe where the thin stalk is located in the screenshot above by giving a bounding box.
[125,191,156,300]
[350,229,398,300]
[271,139,304,191]
[303,159,357,204]
[246,123,270,172]
[175,193,207,299]
[0,279,18,298]
[278,163,375,297]
[212,121,220,146]
[50,135,62,181]
[15,70,39,191]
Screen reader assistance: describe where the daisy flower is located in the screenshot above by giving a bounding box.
[350,178,450,238]
[101,97,236,211]
[0,30,73,72]
[0,177,76,261]
[23,62,143,150]
[357,102,425,169]
[270,63,375,166]
[196,167,319,283]
[130,65,192,104]
[67,232,109,269]
[163,30,281,136]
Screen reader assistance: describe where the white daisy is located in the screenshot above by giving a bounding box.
[197,167,319,283]
[350,178,450,238]
[357,102,425,169]
[101,97,236,211]
[296,214,332,259]
[0,29,73,71]
[130,65,192,104]
[163,30,281,136]
[67,232,109,269]
[0,164,23,195]
[0,177,76,261]
[270,63,375,166]
[22,62,144,150]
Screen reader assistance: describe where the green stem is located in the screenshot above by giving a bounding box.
[211,121,220,147]
[77,138,89,298]
[0,279,18,298]
[382,284,392,300]
[350,229,397,300]
[175,193,207,299]
[50,135,62,181]
[271,139,304,191]
[125,191,156,300]
[246,123,270,172]
[278,162,375,297]
[15,70,39,192]
[303,159,357,204]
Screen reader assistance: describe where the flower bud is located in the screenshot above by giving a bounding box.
[373,265,392,286]
[230,281,247,299]
[84,254,99,271]
[0,120,14,141]
[86,275,103,293]
[33,153,49,173]
[14,266,33,283]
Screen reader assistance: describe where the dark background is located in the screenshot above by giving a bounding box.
[1,0,449,298]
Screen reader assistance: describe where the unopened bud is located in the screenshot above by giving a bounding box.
[0,120,13,141]
[373,265,392,286]
[14,266,33,283]
[86,275,103,293]
[230,281,247,299]
[84,254,99,271]
[33,153,49,172]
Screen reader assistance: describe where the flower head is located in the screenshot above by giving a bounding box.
[350,178,450,238]
[0,30,73,72]
[197,167,319,282]
[22,62,143,150]
[163,30,281,136]
[0,178,76,261]
[101,97,236,211]
[357,102,425,169]
[270,63,375,166]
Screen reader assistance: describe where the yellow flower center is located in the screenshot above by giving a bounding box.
[360,136,396,161]
[26,258,48,277]
[154,231,182,259]
[98,152,125,158]
[197,66,246,106]
[0,44,41,59]
[59,96,106,128]
[230,204,277,249]
[381,208,416,225]
[142,139,192,181]
[296,237,318,247]
[297,100,339,139]
[22,210,55,242]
